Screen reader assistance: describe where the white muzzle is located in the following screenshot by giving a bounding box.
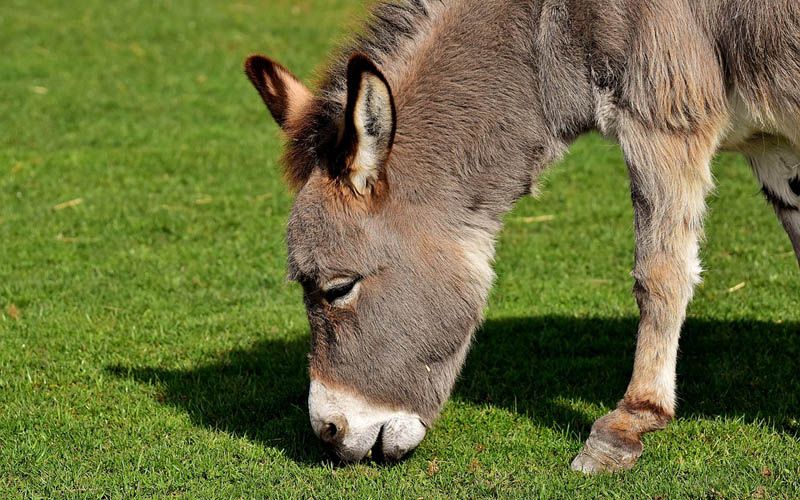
[308,379,427,462]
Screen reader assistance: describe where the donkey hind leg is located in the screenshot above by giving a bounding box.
[571,126,717,473]
[749,144,800,265]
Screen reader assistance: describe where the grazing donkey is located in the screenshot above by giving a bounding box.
[244,0,800,472]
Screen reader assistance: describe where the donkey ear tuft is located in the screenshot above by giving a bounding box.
[342,54,396,195]
[244,55,312,129]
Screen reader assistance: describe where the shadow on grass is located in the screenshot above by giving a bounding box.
[108,315,800,464]
[457,316,800,438]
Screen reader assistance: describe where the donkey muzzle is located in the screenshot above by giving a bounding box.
[308,380,426,462]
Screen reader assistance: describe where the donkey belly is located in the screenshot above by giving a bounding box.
[719,92,800,154]
[720,91,800,263]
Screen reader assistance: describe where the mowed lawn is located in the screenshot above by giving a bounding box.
[2,0,799,497]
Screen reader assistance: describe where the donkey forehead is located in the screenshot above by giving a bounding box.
[285,174,455,282]
[286,179,387,279]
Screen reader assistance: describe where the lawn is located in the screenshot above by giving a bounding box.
[1,0,799,497]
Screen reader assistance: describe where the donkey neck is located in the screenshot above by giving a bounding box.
[375,0,590,220]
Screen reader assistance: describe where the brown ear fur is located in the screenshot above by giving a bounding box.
[244,55,312,129]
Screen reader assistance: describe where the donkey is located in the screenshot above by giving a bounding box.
[244,0,800,472]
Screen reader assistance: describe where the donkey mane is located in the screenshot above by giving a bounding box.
[320,0,436,99]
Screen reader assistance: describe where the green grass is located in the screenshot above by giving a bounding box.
[1,0,799,497]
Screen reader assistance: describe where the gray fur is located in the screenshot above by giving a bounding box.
[246,0,800,467]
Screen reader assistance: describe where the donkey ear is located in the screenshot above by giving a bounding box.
[341,54,396,195]
[244,55,312,129]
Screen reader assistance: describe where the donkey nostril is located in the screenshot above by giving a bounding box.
[322,423,337,440]
[319,416,347,445]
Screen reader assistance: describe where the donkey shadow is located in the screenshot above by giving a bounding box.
[456,316,800,437]
[108,315,799,464]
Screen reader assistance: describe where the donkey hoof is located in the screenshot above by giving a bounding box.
[570,450,607,474]
[570,430,642,474]
[570,448,635,474]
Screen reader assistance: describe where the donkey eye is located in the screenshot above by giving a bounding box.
[322,278,360,305]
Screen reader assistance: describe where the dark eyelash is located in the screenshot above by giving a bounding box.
[323,280,357,303]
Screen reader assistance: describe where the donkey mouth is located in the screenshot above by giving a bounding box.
[330,420,423,463]
[366,424,386,461]
[368,423,408,463]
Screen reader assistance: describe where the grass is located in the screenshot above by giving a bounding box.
[1,0,799,497]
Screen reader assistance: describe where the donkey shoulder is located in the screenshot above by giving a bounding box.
[587,0,726,132]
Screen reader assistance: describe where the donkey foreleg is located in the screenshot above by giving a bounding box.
[572,124,718,473]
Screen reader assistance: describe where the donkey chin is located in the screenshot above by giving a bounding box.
[308,380,427,462]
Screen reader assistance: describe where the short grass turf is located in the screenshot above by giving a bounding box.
[2,0,799,497]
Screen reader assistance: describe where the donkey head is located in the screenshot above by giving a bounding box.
[245,54,489,462]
